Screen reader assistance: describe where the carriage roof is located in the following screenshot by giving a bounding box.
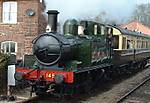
[112,26,150,39]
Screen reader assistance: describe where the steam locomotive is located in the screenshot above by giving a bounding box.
[15,10,150,96]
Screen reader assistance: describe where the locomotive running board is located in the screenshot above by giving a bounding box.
[75,63,112,73]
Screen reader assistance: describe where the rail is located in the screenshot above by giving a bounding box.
[116,75,150,103]
[16,95,38,103]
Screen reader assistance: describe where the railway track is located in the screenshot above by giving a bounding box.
[116,62,150,103]
[16,95,38,103]
[116,75,150,103]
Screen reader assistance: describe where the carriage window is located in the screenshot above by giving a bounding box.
[146,41,148,48]
[113,35,119,49]
[141,41,144,48]
[144,41,147,48]
[127,40,133,49]
[137,40,140,48]
[139,41,142,48]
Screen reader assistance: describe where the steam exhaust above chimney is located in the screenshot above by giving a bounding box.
[46,10,59,32]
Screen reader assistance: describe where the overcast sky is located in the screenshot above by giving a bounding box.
[44,0,150,23]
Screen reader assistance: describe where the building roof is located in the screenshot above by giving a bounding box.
[120,21,150,35]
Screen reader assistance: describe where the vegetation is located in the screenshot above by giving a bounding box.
[130,3,150,27]
[0,53,9,94]
[89,3,150,27]
[94,11,118,25]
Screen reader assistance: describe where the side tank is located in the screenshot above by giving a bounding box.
[63,19,92,67]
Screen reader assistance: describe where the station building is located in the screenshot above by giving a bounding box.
[0,0,47,61]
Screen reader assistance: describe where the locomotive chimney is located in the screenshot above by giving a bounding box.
[47,10,59,32]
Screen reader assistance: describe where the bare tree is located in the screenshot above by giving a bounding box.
[130,3,150,27]
[93,11,118,25]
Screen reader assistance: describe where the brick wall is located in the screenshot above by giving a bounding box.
[0,0,47,59]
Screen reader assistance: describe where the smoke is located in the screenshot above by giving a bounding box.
[44,0,150,23]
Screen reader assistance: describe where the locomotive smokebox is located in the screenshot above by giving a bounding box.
[47,10,59,32]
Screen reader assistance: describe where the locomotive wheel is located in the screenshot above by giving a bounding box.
[83,73,92,93]
[84,79,92,93]
[143,61,147,68]
[140,60,147,69]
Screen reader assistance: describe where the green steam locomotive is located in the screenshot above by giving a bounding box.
[15,10,150,96]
